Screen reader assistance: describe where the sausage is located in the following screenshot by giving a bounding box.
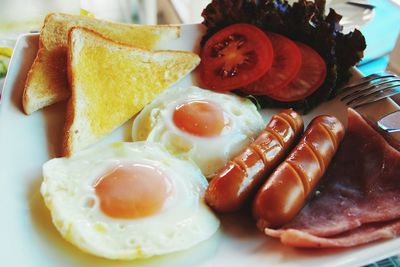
[205,109,304,212]
[252,115,345,230]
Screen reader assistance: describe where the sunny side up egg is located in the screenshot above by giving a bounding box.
[40,142,219,260]
[132,86,265,177]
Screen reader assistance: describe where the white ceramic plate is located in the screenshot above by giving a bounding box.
[1,24,400,267]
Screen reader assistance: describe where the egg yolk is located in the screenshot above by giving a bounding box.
[94,164,173,219]
[173,100,227,137]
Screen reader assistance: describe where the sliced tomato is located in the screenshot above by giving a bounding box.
[242,32,301,95]
[267,42,327,102]
[200,23,273,91]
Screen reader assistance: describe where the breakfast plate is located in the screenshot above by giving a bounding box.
[1,24,400,267]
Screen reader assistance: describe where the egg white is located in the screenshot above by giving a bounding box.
[131,86,265,177]
[40,142,219,260]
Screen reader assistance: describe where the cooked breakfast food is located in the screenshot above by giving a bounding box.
[205,109,304,212]
[199,0,366,111]
[63,27,199,156]
[22,13,180,114]
[253,114,345,229]
[41,142,219,259]
[131,86,265,177]
[264,109,400,248]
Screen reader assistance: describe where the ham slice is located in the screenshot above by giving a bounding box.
[264,108,400,248]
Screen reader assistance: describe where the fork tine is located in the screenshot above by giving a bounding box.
[352,88,400,109]
[346,85,400,108]
[340,78,400,101]
[336,73,397,95]
[339,72,400,133]
[345,81,400,105]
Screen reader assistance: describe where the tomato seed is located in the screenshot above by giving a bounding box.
[217,65,241,79]
[211,34,247,58]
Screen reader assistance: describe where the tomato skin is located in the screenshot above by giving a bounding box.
[242,32,302,96]
[200,23,274,91]
[267,42,327,102]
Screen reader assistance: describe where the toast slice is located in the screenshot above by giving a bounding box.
[63,27,200,156]
[23,13,180,115]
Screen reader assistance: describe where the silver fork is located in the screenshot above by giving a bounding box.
[337,72,400,133]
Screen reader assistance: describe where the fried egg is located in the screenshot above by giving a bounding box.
[132,86,264,177]
[40,142,219,260]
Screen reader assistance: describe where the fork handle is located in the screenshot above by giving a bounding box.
[378,110,400,133]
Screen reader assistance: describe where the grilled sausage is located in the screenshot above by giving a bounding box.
[205,109,304,212]
[252,115,345,230]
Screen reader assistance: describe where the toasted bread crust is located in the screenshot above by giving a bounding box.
[23,37,44,115]
[62,27,79,157]
[22,57,39,115]
[40,13,181,51]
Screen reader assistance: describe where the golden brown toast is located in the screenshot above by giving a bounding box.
[23,13,180,114]
[63,27,200,156]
